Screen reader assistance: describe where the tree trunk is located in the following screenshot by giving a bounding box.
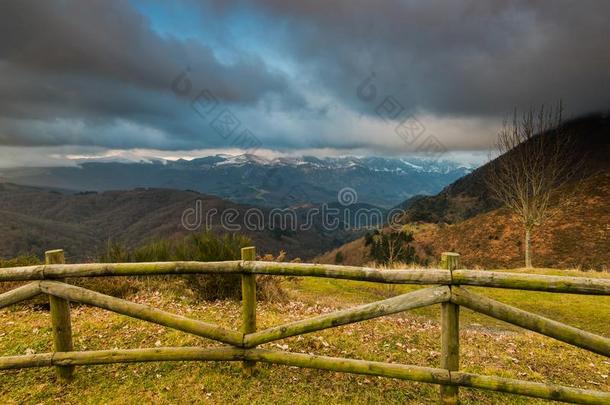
[524,228,532,268]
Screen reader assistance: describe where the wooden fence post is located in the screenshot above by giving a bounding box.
[45,249,74,381]
[241,246,257,374]
[440,252,460,404]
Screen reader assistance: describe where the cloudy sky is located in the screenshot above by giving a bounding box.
[1,0,609,167]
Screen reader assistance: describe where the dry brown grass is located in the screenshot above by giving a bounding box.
[317,172,610,271]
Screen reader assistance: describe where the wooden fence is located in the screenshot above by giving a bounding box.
[1,247,609,404]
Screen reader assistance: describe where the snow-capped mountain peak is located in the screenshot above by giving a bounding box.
[206,154,475,174]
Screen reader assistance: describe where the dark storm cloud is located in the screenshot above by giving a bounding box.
[0,0,292,100]
[0,0,301,149]
[0,0,609,155]
[243,0,610,117]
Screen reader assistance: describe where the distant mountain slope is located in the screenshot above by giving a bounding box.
[0,184,363,261]
[400,113,610,223]
[317,172,610,269]
[0,155,473,208]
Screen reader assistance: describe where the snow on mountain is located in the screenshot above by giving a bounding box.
[204,154,475,175]
[67,151,476,176]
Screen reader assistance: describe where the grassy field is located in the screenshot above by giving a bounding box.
[1,268,609,404]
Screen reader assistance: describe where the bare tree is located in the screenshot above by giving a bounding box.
[486,103,579,268]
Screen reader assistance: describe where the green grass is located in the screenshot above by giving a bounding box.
[295,268,610,334]
[1,268,609,404]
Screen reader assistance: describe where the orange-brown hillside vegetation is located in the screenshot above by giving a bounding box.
[318,171,610,270]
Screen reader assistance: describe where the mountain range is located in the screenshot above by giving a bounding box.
[0,155,473,209]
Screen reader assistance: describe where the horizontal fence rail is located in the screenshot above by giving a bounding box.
[2,261,609,295]
[0,248,609,404]
[0,347,608,404]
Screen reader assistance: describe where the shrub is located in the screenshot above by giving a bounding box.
[100,232,285,302]
[334,251,344,264]
[0,255,41,268]
[255,251,288,302]
[256,275,287,302]
[1,234,288,303]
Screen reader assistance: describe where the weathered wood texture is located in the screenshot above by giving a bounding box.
[39,281,243,346]
[242,261,452,284]
[244,286,450,347]
[1,347,607,404]
[245,349,609,404]
[245,348,451,384]
[451,286,610,357]
[0,347,244,369]
[241,246,257,373]
[440,252,460,272]
[2,261,608,295]
[1,259,608,295]
[451,371,610,405]
[440,252,460,404]
[452,270,610,295]
[0,261,243,281]
[45,250,74,381]
[0,282,41,309]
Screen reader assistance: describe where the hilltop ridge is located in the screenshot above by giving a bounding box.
[318,113,610,269]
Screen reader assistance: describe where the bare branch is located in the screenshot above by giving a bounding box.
[485,103,580,267]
